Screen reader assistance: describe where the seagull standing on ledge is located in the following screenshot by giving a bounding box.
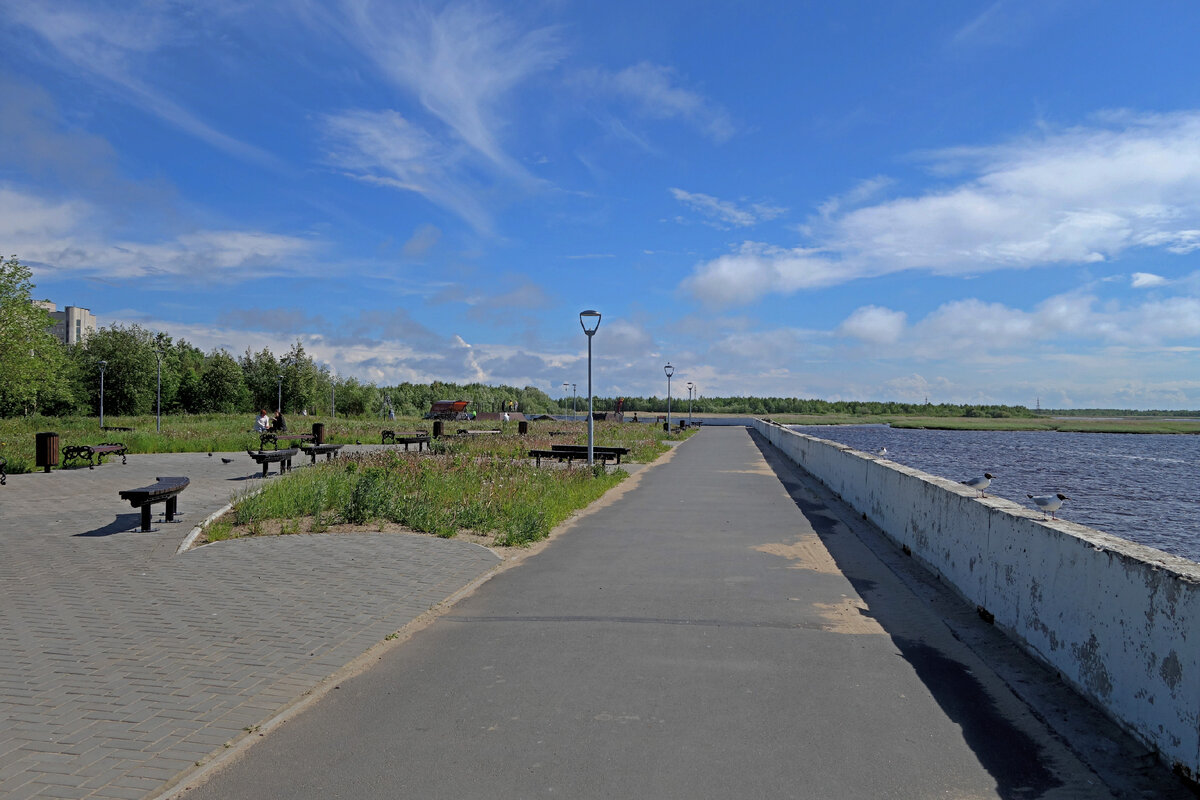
[1028,493,1069,519]
[961,473,994,497]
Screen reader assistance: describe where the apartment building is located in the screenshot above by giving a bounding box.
[34,301,97,345]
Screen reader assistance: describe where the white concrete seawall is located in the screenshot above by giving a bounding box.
[752,419,1200,780]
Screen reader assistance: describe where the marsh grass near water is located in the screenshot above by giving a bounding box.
[216,450,625,547]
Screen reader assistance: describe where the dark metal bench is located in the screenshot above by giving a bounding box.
[62,442,128,469]
[457,429,501,436]
[299,443,344,464]
[259,432,313,450]
[382,430,431,451]
[246,447,299,477]
[119,476,189,532]
[550,444,630,464]
[528,448,614,467]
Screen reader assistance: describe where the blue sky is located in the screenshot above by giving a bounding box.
[3,1,1200,408]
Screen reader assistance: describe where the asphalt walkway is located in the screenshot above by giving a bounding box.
[176,427,1188,799]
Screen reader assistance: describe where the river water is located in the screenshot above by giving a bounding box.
[788,424,1200,565]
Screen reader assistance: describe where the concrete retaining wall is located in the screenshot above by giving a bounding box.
[752,419,1200,780]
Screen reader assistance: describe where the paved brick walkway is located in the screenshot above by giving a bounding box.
[0,450,500,799]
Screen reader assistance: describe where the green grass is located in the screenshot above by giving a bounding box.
[0,413,692,474]
[227,450,626,546]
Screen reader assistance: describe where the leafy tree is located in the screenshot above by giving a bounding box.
[75,324,158,416]
[240,347,280,412]
[279,340,323,413]
[196,350,250,413]
[0,255,71,416]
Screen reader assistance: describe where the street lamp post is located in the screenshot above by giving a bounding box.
[687,381,694,424]
[664,363,674,431]
[155,350,164,433]
[277,375,283,414]
[99,360,107,428]
[563,382,570,417]
[331,377,336,419]
[580,310,602,466]
[572,383,577,418]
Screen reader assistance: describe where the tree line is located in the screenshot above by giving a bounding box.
[3,254,1045,420]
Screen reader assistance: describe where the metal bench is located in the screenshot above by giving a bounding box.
[528,448,614,467]
[259,432,313,450]
[246,447,299,477]
[118,476,189,532]
[550,444,630,464]
[299,443,344,464]
[382,430,431,451]
[62,442,128,469]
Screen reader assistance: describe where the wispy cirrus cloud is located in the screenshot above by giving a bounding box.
[313,1,563,230]
[685,111,1200,306]
[0,0,279,168]
[575,62,736,144]
[670,188,786,229]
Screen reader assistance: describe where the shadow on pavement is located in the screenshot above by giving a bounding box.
[75,513,145,537]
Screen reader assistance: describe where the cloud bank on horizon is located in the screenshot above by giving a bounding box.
[2,0,1199,408]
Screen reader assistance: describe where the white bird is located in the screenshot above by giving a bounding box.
[961,473,994,497]
[878,447,888,455]
[1028,493,1069,519]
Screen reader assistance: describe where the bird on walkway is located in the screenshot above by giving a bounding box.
[221,457,234,464]
[1028,493,1069,519]
[878,447,888,456]
[207,452,212,457]
[961,473,994,497]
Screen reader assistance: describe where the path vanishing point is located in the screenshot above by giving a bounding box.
[0,426,1191,798]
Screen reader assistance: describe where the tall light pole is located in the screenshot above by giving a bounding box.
[331,374,336,419]
[664,363,674,431]
[687,381,694,424]
[155,350,164,433]
[98,360,107,429]
[580,310,601,466]
[277,374,283,413]
[563,382,570,417]
[572,383,577,418]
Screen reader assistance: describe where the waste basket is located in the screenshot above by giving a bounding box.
[35,432,59,473]
[433,420,444,438]
[518,421,528,435]
[312,422,326,444]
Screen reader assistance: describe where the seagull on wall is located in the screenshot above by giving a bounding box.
[961,473,994,497]
[1028,493,1069,519]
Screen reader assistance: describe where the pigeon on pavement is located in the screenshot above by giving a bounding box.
[961,473,994,497]
[1028,493,1069,519]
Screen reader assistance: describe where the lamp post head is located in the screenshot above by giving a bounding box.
[664,363,674,378]
[579,309,601,336]
[98,360,107,372]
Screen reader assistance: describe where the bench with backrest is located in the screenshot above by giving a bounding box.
[246,447,299,477]
[527,448,615,467]
[549,444,630,464]
[299,443,344,464]
[119,476,189,532]
[382,430,431,450]
[62,442,128,469]
[259,432,314,450]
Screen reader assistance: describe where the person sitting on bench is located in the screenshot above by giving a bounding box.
[272,410,287,432]
[254,409,270,432]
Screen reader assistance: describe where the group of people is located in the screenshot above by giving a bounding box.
[253,409,287,432]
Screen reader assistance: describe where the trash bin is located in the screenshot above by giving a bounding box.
[663,422,669,432]
[518,421,528,435]
[35,432,59,473]
[433,420,444,438]
[312,422,326,444]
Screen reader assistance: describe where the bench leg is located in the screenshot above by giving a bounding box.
[262,462,269,478]
[165,496,177,522]
[140,505,152,532]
